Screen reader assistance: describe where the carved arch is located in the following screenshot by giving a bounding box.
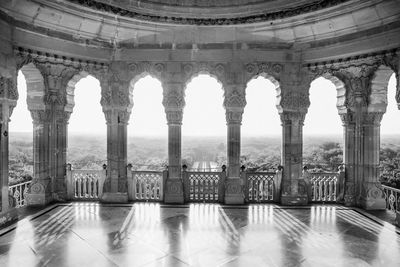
[18,63,46,111]
[369,65,395,113]
[307,66,348,115]
[245,72,281,112]
[181,62,227,91]
[65,71,104,113]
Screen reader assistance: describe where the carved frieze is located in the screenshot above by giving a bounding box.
[306,49,399,109]
[14,47,108,75]
[0,76,18,100]
[66,0,350,25]
[223,90,246,109]
[244,62,283,82]
[182,62,227,86]
[128,62,165,81]
[30,110,52,124]
[279,91,309,111]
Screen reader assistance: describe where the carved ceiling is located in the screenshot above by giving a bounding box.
[67,0,350,24]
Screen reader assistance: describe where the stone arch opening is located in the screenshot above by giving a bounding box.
[182,73,226,171]
[8,69,37,186]
[241,75,281,172]
[369,65,394,113]
[66,74,106,169]
[127,74,167,171]
[303,76,345,172]
[378,72,399,186]
[19,63,46,111]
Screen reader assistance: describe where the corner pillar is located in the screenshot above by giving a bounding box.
[0,87,18,226]
[360,112,386,210]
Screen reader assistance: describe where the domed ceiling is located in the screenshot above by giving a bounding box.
[68,0,350,24]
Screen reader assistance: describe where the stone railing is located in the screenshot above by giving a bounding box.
[9,181,32,207]
[66,164,107,200]
[127,165,167,201]
[182,165,226,202]
[242,167,283,203]
[303,166,345,203]
[382,185,400,226]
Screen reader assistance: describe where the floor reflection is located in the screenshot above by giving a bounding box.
[1,203,400,267]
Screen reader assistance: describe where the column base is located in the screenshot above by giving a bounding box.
[360,184,386,210]
[0,208,18,229]
[101,192,128,203]
[26,178,53,206]
[360,197,386,210]
[224,179,244,205]
[280,195,308,205]
[26,193,53,206]
[395,212,400,227]
[164,180,184,204]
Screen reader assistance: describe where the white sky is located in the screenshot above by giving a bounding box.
[9,71,399,136]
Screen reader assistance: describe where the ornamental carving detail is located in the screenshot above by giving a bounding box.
[128,62,165,81]
[0,77,18,100]
[225,110,243,125]
[66,0,350,25]
[166,110,183,125]
[362,112,384,126]
[279,112,306,125]
[306,49,399,109]
[225,180,242,195]
[223,90,246,109]
[182,62,227,86]
[163,90,185,109]
[30,110,52,123]
[15,47,108,75]
[244,62,283,82]
[279,91,310,110]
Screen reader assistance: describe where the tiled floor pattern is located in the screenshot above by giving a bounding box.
[0,203,399,267]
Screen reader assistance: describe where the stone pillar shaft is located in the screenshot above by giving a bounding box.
[280,112,308,205]
[224,107,244,204]
[102,109,129,202]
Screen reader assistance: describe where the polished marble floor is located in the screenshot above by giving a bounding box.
[1,203,400,267]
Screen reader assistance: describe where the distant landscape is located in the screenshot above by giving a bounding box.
[8,132,400,188]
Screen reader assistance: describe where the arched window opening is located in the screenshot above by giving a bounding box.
[8,71,33,185]
[67,75,105,170]
[182,74,226,171]
[380,73,399,187]
[128,75,167,171]
[241,76,281,172]
[303,77,343,172]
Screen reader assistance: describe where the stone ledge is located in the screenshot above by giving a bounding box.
[100,192,128,203]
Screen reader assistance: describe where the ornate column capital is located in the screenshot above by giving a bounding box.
[30,110,52,124]
[279,111,306,126]
[278,90,310,113]
[224,88,246,125]
[163,81,185,125]
[362,112,384,126]
[0,76,18,101]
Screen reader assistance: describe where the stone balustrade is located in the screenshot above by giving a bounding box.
[382,185,400,226]
[8,181,32,207]
[66,164,107,200]
[126,165,167,201]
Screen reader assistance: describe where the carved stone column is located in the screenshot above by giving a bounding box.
[224,88,246,204]
[25,63,78,205]
[100,63,131,203]
[0,75,18,225]
[26,110,52,205]
[163,82,185,203]
[279,111,308,205]
[340,112,357,206]
[360,112,386,209]
[101,108,130,202]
